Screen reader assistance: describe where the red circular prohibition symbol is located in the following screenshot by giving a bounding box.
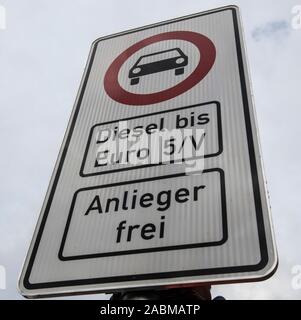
[104,31,216,105]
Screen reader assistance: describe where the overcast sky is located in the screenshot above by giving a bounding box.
[0,0,300,300]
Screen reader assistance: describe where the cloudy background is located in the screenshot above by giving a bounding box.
[0,0,300,299]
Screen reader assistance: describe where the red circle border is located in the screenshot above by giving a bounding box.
[104,31,216,105]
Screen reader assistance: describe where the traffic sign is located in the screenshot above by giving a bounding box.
[19,6,277,298]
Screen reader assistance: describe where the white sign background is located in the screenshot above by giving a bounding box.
[19,6,277,298]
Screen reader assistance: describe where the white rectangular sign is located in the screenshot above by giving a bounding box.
[19,6,277,298]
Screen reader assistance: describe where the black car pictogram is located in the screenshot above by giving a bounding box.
[128,48,188,85]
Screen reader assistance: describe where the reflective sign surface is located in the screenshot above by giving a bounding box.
[19,6,277,298]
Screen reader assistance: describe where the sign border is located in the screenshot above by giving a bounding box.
[20,6,277,296]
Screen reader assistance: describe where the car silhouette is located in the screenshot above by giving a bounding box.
[128,48,188,85]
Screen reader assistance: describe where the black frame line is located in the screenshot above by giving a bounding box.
[80,101,222,177]
[59,168,227,260]
[23,7,269,291]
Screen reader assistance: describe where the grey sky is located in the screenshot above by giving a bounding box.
[252,20,290,41]
[0,0,300,299]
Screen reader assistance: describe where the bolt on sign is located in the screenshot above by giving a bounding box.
[19,6,277,298]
